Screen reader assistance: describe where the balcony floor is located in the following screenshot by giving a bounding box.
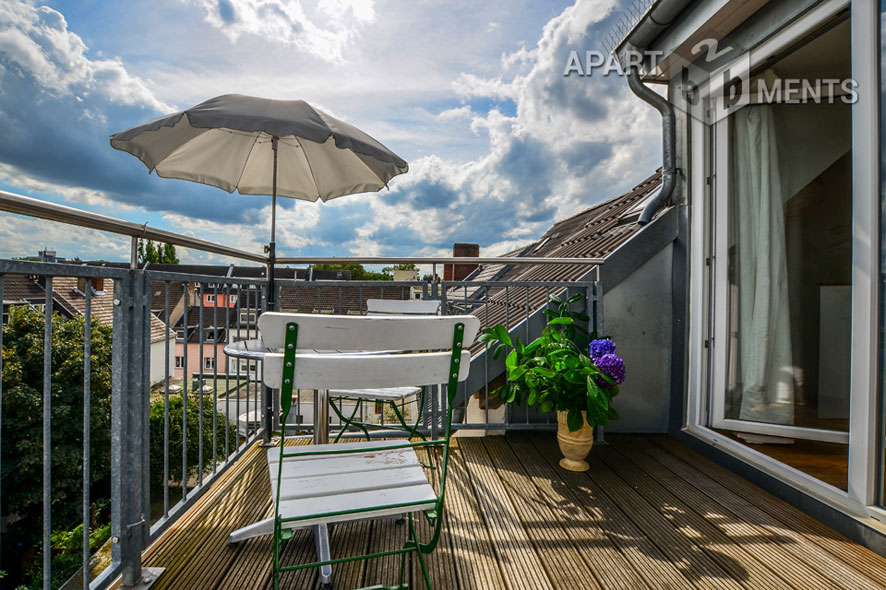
[133,435,886,590]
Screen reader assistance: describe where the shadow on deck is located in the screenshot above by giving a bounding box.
[129,435,886,590]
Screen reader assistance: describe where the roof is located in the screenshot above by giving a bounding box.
[459,170,666,352]
[51,277,170,343]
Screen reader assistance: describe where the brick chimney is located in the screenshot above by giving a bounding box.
[444,243,479,281]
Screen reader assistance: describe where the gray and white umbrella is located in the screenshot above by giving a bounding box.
[111,94,408,304]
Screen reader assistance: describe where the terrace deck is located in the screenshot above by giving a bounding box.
[130,435,886,590]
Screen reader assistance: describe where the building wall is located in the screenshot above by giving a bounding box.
[150,338,175,384]
[173,341,230,379]
[603,244,673,433]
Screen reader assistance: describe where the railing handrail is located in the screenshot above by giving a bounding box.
[275,256,605,265]
[0,189,267,264]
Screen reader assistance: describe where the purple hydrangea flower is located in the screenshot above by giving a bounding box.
[595,353,625,386]
[589,338,616,359]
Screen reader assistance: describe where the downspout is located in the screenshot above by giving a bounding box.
[627,66,676,225]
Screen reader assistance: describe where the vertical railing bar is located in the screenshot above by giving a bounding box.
[181,282,189,499]
[235,284,242,449]
[526,286,531,425]
[338,286,343,314]
[141,273,151,532]
[483,284,489,432]
[359,286,363,314]
[224,283,231,459]
[296,284,301,313]
[197,283,204,486]
[0,274,4,574]
[82,283,92,589]
[212,284,218,473]
[163,282,170,517]
[42,276,53,590]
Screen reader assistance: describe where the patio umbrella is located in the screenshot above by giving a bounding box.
[110,93,408,307]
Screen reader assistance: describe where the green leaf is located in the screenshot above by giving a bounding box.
[549,294,564,305]
[572,312,590,322]
[566,292,585,303]
[494,325,513,348]
[509,365,527,380]
[566,408,583,432]
[548,317,574,326]
[505,349,518,369]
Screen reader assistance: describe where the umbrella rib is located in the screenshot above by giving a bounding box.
[293,136,322,199]
[233,133,264,193]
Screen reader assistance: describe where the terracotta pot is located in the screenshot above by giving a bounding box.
[556,410,594,471]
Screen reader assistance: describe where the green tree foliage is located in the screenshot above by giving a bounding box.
[137,239,180,264]
[149,394,236,489]
[312,263,389,281]
[1,307,113,543]
[381,263,418,280]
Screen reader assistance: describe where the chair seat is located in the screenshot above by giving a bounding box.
[267,441,437,530]
[329,386,421,401]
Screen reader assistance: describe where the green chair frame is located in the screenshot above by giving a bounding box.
[271,320,467,590]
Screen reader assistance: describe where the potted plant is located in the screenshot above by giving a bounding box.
[478,292,625,471]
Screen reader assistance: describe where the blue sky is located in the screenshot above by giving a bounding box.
[0,0,661,263]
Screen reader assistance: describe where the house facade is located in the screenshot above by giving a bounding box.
[613,0,884,548]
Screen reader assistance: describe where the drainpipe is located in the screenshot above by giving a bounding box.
[627,67,676,225]
[628,68,677,225]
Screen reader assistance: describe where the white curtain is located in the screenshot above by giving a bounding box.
[732,105,794,424]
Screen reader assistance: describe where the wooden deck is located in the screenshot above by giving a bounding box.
[134,435,886,589]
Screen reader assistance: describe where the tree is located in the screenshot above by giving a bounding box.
[137,240,179,264]
[1,306,113,568]
[149,394,235,489]
[381,263,418,280]
[312,263,390,281]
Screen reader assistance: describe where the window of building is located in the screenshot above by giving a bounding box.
[175,356,185,369]
[204,357,216,370]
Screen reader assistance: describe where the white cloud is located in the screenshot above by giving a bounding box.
[0,3,172,112]
[188,0,375,64]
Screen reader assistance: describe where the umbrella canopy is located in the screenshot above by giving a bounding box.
[110,94,408,202]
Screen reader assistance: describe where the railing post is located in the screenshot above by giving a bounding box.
[590,278,607,445]
[111,269,161,587]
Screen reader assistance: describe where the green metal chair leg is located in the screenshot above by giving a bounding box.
[409,515,432,590]
[330,396,371,441]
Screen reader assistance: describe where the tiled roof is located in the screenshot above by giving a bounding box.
[1,274,47,303]
[460,170,665,352]
[51,277,170,343]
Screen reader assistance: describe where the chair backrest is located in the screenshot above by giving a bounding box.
[365,298,441,316]
[259,312,479,392]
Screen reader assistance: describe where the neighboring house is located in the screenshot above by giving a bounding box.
[1,274,173,384]
[610,0,883,550]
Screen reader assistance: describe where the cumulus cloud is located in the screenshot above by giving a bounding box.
[364,0,662,257]
[188,0,375,63]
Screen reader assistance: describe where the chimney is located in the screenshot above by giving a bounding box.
[444,243,479,281]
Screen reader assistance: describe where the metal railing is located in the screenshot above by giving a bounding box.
[0,188,602,590]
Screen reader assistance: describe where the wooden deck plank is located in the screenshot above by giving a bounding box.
[412,446,460,590]
[652,436,886,588]
[610,437,843,590]
[596,440,793,589]
[505,436,665,590]
[443,440,509,590]
[132,435,886,590]
[533,435,743,590]
[458,438,554,590]
[482,436,605,589]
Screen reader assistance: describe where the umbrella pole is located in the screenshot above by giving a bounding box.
[268,136,278,311]
[263,137,279,444]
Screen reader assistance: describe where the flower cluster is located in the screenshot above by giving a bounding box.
[589,339,626,387]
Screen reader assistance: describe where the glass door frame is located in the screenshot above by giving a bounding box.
[684,0,882,514]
